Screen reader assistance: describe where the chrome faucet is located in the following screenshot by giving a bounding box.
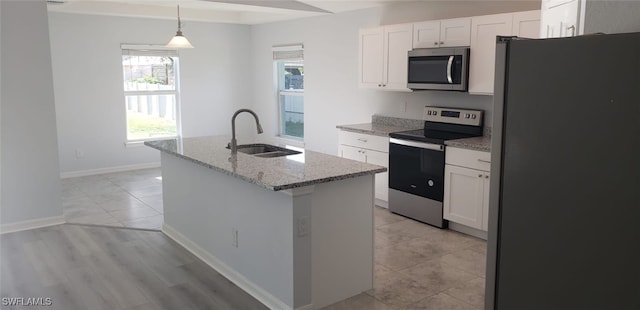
[230,109,264,154]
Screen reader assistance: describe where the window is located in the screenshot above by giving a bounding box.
[122,46,180,142]
[274,45,304,139]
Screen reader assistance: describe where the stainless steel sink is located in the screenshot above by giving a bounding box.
[227,143,301,158]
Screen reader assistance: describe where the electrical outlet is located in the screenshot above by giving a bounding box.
[297,216,310,237]
[232,228,239,248]
[400,101,407,112]
[75,148,84,159]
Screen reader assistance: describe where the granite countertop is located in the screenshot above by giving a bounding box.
[445,136,492,152]
[335,123,416,136]
[145,136,386,191]
[336,115,423,136]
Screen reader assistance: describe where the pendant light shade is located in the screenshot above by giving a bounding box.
[167,5,194,49]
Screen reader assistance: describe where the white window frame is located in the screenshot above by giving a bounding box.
[273,44,304,141]
[121,44,182,145]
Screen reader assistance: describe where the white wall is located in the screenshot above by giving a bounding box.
[1,0,62,224]
[48,13,251,174]
[582,0,640,35]
[250,1,539,155]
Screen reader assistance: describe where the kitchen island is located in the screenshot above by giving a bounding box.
[145,136,386,310]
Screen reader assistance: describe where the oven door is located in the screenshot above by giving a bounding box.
[389,138,445,201]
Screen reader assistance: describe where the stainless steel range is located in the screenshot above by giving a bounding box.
[388,107,483,228]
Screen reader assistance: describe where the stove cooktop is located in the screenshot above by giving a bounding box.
[389,128,481,145]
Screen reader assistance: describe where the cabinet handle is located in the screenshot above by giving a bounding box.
[478,174,483,178]
[440,41,444,45]
[434,42,438,46]
[478,159,491,164]
[485,175,489,179]
[378,84,382,87]
[357,138,368,142]
[567,25,576,36]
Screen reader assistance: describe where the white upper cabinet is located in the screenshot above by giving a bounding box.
[468,11,541,95]
[413,20,440,48]
[413,18,471,48]
[541,0,580,38]
[358,24,412,91]
[358,27,384,88]
[359,10,541,94]
[384,24,413,90]
[513,10,542,38]
[468,13,513,95]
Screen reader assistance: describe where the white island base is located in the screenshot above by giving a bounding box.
[159,153,374,310]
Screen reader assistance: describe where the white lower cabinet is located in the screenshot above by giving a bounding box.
[444,147,490,231]
[338,131,389,205]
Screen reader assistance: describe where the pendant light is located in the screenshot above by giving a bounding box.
[166,5,194,49]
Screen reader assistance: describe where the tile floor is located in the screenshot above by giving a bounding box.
[61,168,164,230]
[62,169,487,309]
[323,207,487,310]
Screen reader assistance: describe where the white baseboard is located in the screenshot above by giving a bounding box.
[162,223,306,310]
[60,162,160,179]
[375,199,388,209]
[1,215,65,234]
[449,222,488,240]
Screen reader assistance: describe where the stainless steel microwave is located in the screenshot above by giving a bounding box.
[407,47,470,91]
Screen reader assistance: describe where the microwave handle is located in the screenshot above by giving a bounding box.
[446,56,454,84]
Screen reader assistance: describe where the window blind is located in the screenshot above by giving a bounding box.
[121,44,178,57]
[273,44,304,60]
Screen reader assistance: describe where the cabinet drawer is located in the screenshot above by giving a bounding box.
[446,147,491,171]
[338,131,389,152]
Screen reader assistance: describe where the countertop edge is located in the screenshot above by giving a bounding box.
[336,123,418,137]
[445,137,491,152]
[335,124,390,137]
[145,141,387,191]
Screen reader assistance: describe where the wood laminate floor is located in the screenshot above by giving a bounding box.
[8,169,487,309]
[0,224,267,310]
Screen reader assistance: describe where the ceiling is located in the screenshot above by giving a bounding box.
[46,0,396,25]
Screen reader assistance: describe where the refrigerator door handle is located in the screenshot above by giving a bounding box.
[446,56,454,84]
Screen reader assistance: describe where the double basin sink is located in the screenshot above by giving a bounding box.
[228,143,301,158]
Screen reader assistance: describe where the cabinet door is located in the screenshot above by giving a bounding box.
[540,0,580,38]
[440,18,471,47]
[358,27,384,88]
[383,23,413,91]
[412,20,441,48]
[364,149,389,203]
[339,144,366,162]
[468,13,513,95]
[481,172,491,231]
[444,165,484,229]
[513,10,541,38]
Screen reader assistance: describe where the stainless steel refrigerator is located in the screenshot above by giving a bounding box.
[486,33,640,309]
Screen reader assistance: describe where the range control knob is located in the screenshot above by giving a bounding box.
[433,111,438,116]
[428,180,434,187]
[465,113,471,119]
[427,111,432,115]
[471,114,477,119]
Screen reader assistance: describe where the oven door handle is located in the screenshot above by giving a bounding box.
[446,55,454,84]
[390,138,444,151]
